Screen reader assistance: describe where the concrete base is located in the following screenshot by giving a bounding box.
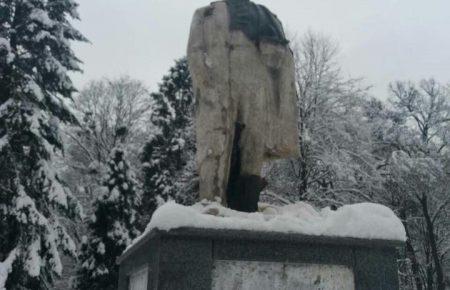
[117,228,402,290]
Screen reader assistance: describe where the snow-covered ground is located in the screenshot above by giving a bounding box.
[124,200,406,255]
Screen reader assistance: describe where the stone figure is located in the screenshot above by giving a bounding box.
[187,0,299,212]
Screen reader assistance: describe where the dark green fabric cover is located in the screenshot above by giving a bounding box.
[226,0,288,46]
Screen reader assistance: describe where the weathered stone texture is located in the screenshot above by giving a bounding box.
[187,1,300,204]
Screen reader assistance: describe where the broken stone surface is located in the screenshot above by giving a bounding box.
[187,1,300,206]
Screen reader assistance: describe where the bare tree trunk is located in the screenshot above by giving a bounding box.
[420,195,445,290]
[400,209,423,290]
[426,257,433,290]
[297,106,308,200]
[298,157,308,199]
[406,239,423,290]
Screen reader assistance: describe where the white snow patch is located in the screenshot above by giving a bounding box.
[25,238,41,277]
[0,37,14,63]
[24,79,44,101]
[49,181,69,208]
[93,266,109,277]
[29,9,54,27]
[0,249,18,290]
[108,221,132,246]
[0,135,8,151]
[125,201,406,255]
[14,185,48,226]
[0,38,10,50]
[44,228,63,275]
[109,187,120,201]
[97,242,106,255]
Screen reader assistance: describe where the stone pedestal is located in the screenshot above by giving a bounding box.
[117,228,403,290]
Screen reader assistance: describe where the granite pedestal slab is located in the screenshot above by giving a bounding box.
[117,227,403,290]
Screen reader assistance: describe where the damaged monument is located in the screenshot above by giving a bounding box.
[117,1,405,289]
[187,0,300,212]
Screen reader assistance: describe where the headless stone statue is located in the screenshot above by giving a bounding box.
[188,0,300,212]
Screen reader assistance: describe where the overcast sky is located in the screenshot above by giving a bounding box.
[71,0,450,99]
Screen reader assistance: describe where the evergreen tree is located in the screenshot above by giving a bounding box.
[76,148,140,290]
[140,58,196,226]
[0,0,85,289]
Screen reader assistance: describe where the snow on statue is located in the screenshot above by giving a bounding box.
[187,0,300,212]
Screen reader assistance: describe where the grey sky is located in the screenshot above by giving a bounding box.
[72,0,450,99]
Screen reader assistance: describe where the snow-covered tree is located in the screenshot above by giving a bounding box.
[264,32,382,207]
[374,79,450,290]
[76,148,140,290]
[385,151,449,290]
[389,79,450,154]
[63,77,151,214]
[0,0,85,289]
[69,77,151,167]
[363,79,450,290]
[142,58,195,197]
[140,58,196,226]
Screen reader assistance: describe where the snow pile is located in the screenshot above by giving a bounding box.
[126,201,406,254]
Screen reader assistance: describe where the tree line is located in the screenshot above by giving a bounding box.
[0,1,448,290]
[60,33,450,290]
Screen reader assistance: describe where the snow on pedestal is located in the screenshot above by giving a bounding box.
[125,201,406,255]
